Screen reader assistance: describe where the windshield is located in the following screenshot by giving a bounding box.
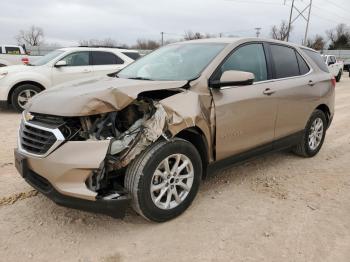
[118,43,226,81]
[31,50,64,66]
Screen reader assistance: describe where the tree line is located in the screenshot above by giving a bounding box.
[270,21,350,50]
[15,24,350,51]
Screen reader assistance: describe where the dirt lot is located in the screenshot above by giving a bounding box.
[1,76,350,262]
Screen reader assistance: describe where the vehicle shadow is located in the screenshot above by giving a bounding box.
[0,105,18,114]
[21,149,299,228]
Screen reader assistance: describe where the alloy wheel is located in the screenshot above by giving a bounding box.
[150,154,194,210]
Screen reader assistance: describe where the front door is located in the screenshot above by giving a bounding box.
[211,43,277,160]
[51,51,93,86]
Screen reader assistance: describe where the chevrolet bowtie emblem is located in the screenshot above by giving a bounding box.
[24,112,34,121]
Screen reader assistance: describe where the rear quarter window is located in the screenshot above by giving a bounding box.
[296,52,310,75]
[301,48,329,73]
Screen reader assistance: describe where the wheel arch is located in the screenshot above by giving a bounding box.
[7,81,45,104]
[315,104,331,125]
[175,126,209,179]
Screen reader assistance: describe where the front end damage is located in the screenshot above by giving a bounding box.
[16,97,179,218]
[16,78,214,218]
[82,98,169,198]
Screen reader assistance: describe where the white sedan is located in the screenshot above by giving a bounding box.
[0,47,140,111]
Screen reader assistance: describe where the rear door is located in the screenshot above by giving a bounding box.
[91,51,125,76]
[51,51,92,86]
[268,44,319,140]
[211,43,278,160]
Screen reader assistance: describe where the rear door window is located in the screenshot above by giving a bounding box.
[218,43,268,82]
[301,48,329,73]
[91,51,124,65]
[5,47,21,54]
[270,44,300,78]
[122,52,141,60]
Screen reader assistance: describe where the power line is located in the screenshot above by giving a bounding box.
[313,5,350,23]
[324,0,350,13]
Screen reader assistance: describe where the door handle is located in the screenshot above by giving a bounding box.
[263,88,276,95]
[308,80,315,86]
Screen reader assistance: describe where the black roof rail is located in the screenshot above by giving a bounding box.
[77,45,129,49]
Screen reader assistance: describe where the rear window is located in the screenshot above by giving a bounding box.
[5,47,21,54]
[122,52,141,60]
[91,51,124,65]
[270,44,300,78]
[301,48,329,73]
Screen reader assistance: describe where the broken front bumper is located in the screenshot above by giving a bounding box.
[14,140,131,218]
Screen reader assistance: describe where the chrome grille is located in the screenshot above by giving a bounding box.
[19,117,65,157]
[20,124,57,154]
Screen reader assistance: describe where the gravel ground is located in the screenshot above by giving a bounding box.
[1,76,350,262]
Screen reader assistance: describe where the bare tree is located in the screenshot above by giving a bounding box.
[15,25,44,46]
[78,38,120,47]
[132,39,160,50]
[326,23,350,50]
[183,31,218,41]
[184,31,205,40]
[270,21,291,41]
[306,35,326,51]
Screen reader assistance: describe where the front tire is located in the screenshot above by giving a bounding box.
[125,138,202,222]
[293,110,327,157]
[11,84,42,112]
[335,70,342,82]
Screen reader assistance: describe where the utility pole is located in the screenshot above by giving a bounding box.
[161,32,164,46]
[255,27,262,38]
[286,0,295,42]
[304,0,313,45]
[285,0,313,44]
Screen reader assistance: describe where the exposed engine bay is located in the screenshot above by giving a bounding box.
[41,98,168,194]
[26,98,169,196]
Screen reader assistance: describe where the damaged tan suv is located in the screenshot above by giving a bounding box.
[15,38,335,222]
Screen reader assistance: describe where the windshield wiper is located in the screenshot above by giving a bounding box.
[127,77,153,81]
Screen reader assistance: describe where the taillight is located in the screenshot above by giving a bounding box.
[21,57,29,64]
[331,77,336,88]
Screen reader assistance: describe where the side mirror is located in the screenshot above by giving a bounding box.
[210,70,255,88]
[55,60,67,67]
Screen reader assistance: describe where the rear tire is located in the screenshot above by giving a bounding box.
[124,138,202,222]
[11,84,42,112]
[293,110,327,158]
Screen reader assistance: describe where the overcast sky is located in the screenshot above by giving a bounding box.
[1,0,349,46]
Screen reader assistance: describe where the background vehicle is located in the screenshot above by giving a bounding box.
[0,47,140,111]
[0,45,40,67]
[322,55,343,82]
[15,38,335,222]
[343,59,350,72]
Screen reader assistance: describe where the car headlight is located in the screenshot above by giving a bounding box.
[0,71,8,80]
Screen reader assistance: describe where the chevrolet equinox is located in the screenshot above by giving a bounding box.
[15,38,335,222]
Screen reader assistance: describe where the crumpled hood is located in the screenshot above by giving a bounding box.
[27,77,187,116]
